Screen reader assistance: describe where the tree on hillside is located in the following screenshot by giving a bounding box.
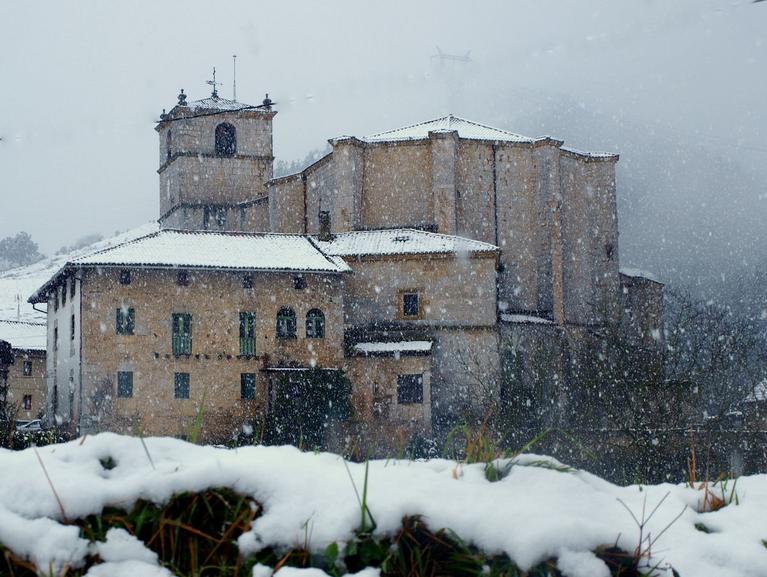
[0,232,44,271]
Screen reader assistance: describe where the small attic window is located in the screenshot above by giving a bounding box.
[215,123,236,157]
[393,235,411,243]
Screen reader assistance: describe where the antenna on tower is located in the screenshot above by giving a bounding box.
[206,67,222,98]
[232,54,237,102]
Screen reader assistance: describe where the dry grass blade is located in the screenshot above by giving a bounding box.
[139,435,156,470]
[33,446,68,522]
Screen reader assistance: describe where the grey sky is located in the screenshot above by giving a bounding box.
[1,0,765,302]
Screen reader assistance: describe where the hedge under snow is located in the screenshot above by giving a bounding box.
[0,434,766,576]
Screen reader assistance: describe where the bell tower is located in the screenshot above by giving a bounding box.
[155,85,276,232]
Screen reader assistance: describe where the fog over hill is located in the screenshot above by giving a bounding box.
[0,0,764,313]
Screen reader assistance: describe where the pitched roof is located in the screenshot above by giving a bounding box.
[29,230,349,303]
[0,319,46,351]
[314,229,498,257]
[184,96,255,113]
[363,114,544,144]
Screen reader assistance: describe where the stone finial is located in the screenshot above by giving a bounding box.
[177,89,187,106]
[262,93,273,110]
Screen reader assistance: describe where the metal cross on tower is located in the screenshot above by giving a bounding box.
[206,67,222,98]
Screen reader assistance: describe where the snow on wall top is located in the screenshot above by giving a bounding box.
[0,222,160,323]
[500,314,555,325]
[363,114,543,143]
[29,230,350,303]
[353,341,433,356]
[0,319,46,351]
[620,267,662,284]
[315,229,498,257]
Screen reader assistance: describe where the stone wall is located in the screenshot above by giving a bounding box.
[361,142,433,230]
[340,254,497,327]
[78,267,345,438]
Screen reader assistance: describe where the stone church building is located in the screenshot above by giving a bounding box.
[30,88,663,445]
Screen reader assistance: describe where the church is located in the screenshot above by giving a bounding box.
[29,86,663,446]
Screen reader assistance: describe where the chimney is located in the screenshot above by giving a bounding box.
[318,211,332,241]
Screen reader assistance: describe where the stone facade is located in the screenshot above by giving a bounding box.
[30,99,663,448]
[0,321,48,421]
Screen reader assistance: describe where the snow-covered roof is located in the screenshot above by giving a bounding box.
[353,341,433,356]
[315,229,498,258]
[29,230,350,303]
[0,222,159,323]
[0,319,46,351]
[184,96,255,113]
[500,314,555,325]
[363,114,546,144]
[560,147,619,161]
[620,267,662,284]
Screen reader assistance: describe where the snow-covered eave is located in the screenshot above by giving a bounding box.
[28,260,349,304]
[500,313,556,325]
[619,268,663,285]
[155,103,275,130]
[560,147,619,162]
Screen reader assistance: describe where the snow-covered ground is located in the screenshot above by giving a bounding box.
[0,223,158,324]
[1,434,765,577]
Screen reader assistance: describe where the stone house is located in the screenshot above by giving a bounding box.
[30,89,663,444]
[0,319,47,421]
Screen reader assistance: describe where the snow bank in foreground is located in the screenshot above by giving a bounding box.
[0,434,765,576]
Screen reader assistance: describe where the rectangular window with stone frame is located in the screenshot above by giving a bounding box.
[116,307,135,335]
[23,395,32,411]
[397,374,423,404]
[172,313,192,355]
[174,372,190,399]
[22,360,32,377]
[117,371,133,398]
[241,373,256,400]
[399,289,422,320]
[239,312,256,356]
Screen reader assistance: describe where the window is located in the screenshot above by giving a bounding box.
[117,371,133,398]
[166,129,172,161]
[239,312,257,355]
[293,276,306,290]
[276,307,296,339]
[216,207,227,228]
[242,274,253,289]
[22,360,32,376]
[61,283,66,306]
[116,307,135,335]
[306,309,325,339]
[241,373,256,400]
[174,372,190,399]
[177,270,189,286]
[215,122,236,156]
[70,314,76,342]
[70,278,76,298]
[53,324,58,351]
[397,374,424,404]
[172,313,192,355]
[22,395,32,411]
[402,292,420,318]
[119,270,131,285]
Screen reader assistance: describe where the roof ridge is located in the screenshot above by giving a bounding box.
[365,114,457,139]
